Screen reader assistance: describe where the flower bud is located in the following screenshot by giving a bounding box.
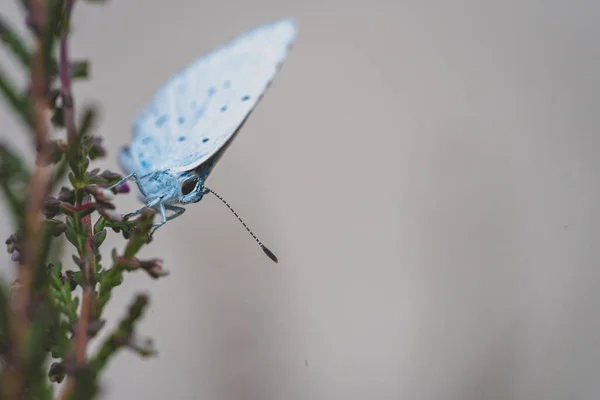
[127,334,157,357]
[100,170,121,182]
[43,197,62,218]
[84,184,115,202]
[58,187,75,204]
[115,182,130,194]
[48,362,66,383]
[139,258,169,279]
[98,207,123,222]
[89,136,107,159]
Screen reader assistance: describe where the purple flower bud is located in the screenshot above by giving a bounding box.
[84,184,115,202]
[64,270,78,290]
[117,182,131,194]
[6,234,21,255]
[43,197,62,218]
[139,258,169,278]
[86,319,106,337]
[89,137,107,159]
[100,170,121,181]
[58,187,75,204]
[11,249,20,262]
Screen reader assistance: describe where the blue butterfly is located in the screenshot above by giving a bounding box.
[109,18,298,262]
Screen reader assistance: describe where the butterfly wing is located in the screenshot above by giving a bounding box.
[119,18,297,177]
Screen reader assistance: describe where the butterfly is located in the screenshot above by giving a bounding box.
[108,18,298,262]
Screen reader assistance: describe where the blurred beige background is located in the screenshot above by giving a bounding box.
[2,0,600,399]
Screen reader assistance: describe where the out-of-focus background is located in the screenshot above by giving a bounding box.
[2,0,600,399]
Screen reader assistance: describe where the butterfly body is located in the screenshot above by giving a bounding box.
[137,169,204,204]
[111,18,298,233]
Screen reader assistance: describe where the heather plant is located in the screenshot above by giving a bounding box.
[0,1,166,398]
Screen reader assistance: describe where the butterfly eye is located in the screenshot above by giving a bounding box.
[181,177,198,195]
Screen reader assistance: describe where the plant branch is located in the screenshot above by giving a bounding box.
[90,294,151,373]
[0,1,163,397]
[56,1,99,398]
[3,0,51,398]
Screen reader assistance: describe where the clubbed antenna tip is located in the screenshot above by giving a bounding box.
[261,245,278,263]
[204,186,279,263]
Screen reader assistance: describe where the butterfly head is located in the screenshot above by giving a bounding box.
[177,173,206,204]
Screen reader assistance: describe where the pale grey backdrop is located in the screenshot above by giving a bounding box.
[1,0,600,399]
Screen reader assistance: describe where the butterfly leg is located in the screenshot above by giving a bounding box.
[158,203,167,225]
[107,173,148,197]
[148,205,184,235]
[165,205,186,222]
[149,202,168,235]
[123,205,148,219]
[124,196,162,219]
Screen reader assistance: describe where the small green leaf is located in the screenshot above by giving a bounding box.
[43,219,67,237]
[72,255,84,269]
[93,228,107,249]
[78,106,98,141]
[68,171,77,187]
[71,296,79,314]
[0,144,29,227]
[24,309,56,399]
[50,263,63,275]
[93,216,106,234]
[64,217,80,250]
[44,0,65,73]
[72,365,99,400]
[50,159,69,193]
[0,17,30,68]
[124,209,155,258]
[0,66,32,129]
[70,60,89,79]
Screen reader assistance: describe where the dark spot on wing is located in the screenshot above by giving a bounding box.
[141,160,150,169]
[178,136,186,142]
[220,105,228,112]
[202,138,209,143]
[178,116,185,124]
[241,95,250,102]
[142,137,152,144]
[224,80,231,88]
[208,87,216,95]
[155,115,168,127]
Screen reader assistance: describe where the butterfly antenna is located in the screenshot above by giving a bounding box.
[204,187,278,263]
